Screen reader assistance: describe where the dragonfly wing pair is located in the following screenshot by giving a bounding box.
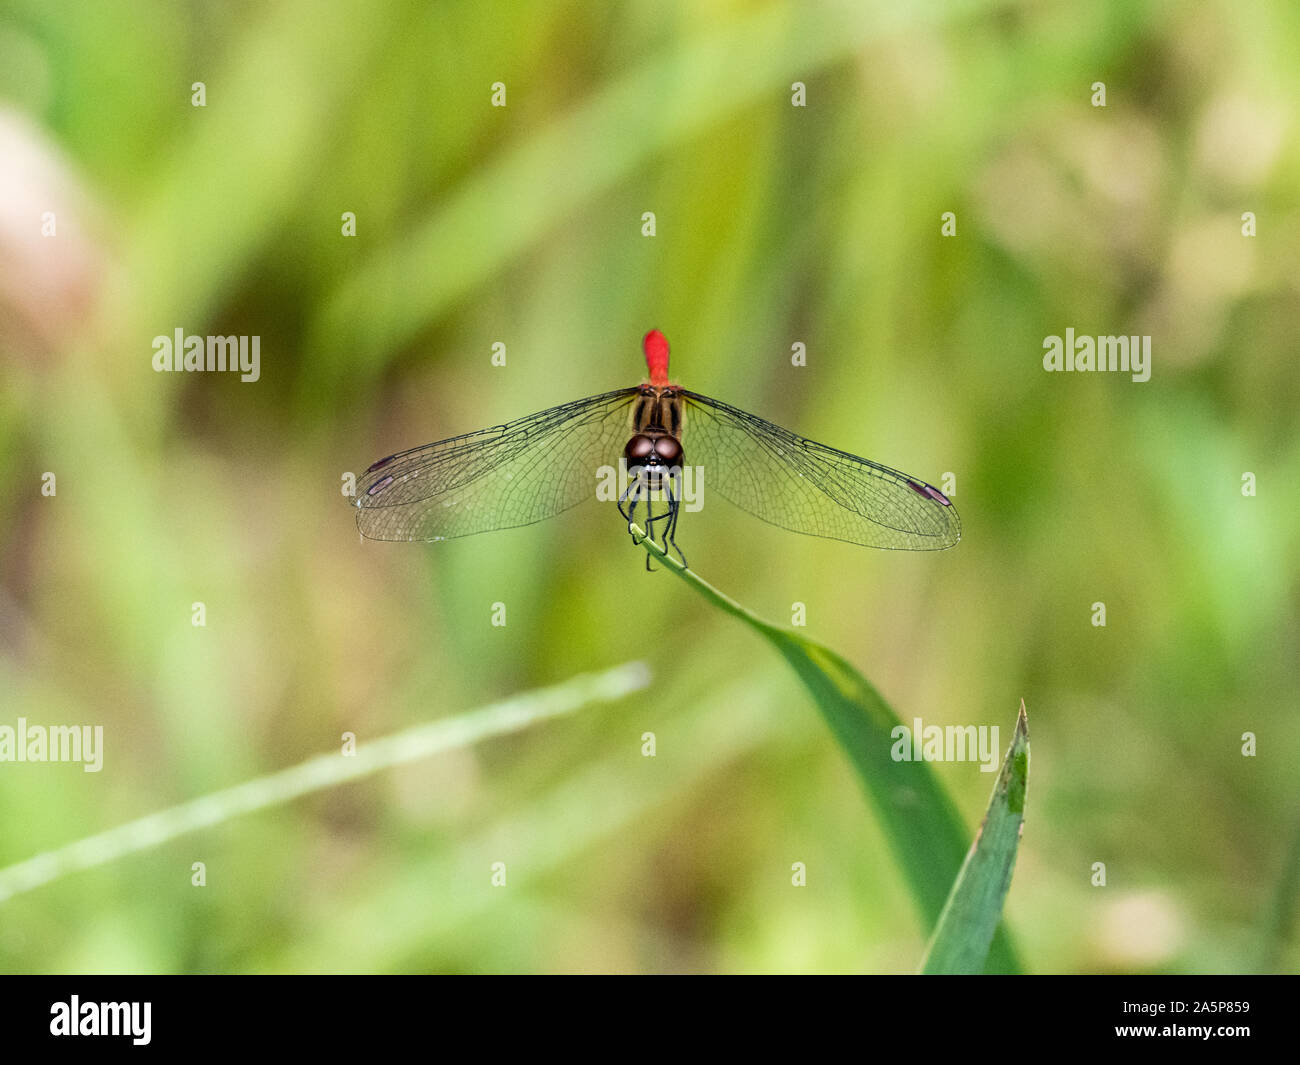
[354,387,959,551]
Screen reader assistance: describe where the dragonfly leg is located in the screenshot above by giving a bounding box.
[644,477,684,573]
[619,477,642,537]
[663,474,687,568]
[617,475,634,524]
[642,495,671,573]
[619,475,656,570]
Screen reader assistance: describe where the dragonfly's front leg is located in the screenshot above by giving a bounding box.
[618,472,653,569]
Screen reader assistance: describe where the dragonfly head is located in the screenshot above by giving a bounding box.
[624,430,684,480]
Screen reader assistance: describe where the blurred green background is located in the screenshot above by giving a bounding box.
[1,0,1297,974]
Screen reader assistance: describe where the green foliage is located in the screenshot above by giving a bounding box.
[921,703,1030,974]
[631,525,1020,973]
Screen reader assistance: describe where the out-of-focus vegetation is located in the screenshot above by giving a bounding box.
[0,0,1296,974]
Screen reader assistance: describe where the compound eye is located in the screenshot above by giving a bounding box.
[655,437,683,466]
[624,435,656,462]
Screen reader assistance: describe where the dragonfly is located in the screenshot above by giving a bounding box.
[352,330,960,566]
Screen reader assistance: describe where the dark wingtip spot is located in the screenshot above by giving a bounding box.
[366,475,395,496]
[366,454,397,473]
[908,480,952,506]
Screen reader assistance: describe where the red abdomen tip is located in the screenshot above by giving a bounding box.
[643,329,670,384]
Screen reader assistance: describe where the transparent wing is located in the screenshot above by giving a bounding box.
[353,388,637,541]
[680,391,961,551]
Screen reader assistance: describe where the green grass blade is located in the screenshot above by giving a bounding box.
[0,662,650,906]
[629,525,1021,973]
[1258,807,1300,972]
[921,702,1030,974]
